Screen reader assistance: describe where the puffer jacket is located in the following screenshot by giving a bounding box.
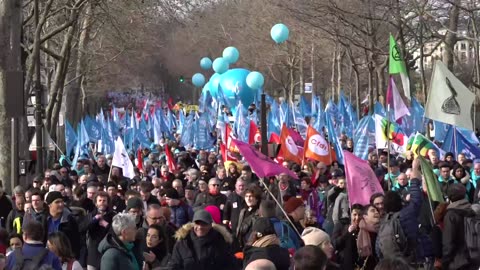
[167,223,237,270]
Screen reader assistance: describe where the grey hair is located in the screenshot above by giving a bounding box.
[112,213,136,236]
[13,185,25,195]
[208,178,219,185]
[188,168,199,178]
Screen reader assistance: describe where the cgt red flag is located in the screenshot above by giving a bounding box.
[165,146,176,173]
[248,121,259,145]
[137,148,143,172]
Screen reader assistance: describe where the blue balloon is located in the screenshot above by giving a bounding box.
[246,71,264,89]
[192,73,205,87]
[222,47,240,64]
[270,23,289,44]
[218,68,257,110]
[202,82,210,94]
[200,57,212,70]
[212,57,229,74]
[208,73,221,98]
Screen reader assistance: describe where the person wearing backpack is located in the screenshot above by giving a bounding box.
[6,221,62,270]
[376,158,423,264]
[259,200,303,252]
[442,183,478,270]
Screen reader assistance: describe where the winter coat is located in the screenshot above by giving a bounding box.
[332,191,349,225]
[236,207,260,248]
[98,233,143,270]
[334,226,360,270]
[167,223,237,270]
[223,192,245,234]
[6,208,24,235]
[42,209,81,259]
[243,244,290,270]
[0,195,13,228]
[442,199,476,270]
[193,192,227,211]
[169,203,193,229]
[86,208,115,268]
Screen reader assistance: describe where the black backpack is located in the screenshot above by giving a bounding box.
[464,215,480,264]
[13,248,49,270]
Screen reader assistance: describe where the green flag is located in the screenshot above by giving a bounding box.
[389,34,407,74]
[419,156,445,203]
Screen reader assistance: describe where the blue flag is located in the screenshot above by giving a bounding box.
[374,102,386,117]
[84,115,101,142]
[411,97,426,134]
[234,104,250,143]
[137,116,151,148]
[433,120,450,142]
[79,121,90,147]
[299,96,312,117]
[443,126,480,161]
[194,113,213,149]
[65,121,77,158]
[326,114,344,164]
[180,113,195,148]
[353,116,374,160]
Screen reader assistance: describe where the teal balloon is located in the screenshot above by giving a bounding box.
[209,73,221,98]
[222,47,240,64]
[212,57,229,74]
[218,68,257,110]
[246,71,264,90]
[200,57,212,70]
[192,73,205,87]
[270,23,289,44]
[202,82,210,94]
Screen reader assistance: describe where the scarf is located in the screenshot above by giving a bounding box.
[252,234,280,248]
[447,198,471,211]
[124,242,140,270]
[356,219,378,258]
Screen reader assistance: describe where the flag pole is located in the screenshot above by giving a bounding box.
[259,178,302,238]
[453,125,458,157]
[387,103,392,191]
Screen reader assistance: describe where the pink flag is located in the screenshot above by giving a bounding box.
[387,76,410,121]
[343,151,384,207]
[232,139,298,179]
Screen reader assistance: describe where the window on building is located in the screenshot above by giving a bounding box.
[461,43,466,50]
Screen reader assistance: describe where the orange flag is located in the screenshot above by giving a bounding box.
[304,125,335,164]
[279,124,302,164]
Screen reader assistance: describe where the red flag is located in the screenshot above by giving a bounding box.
[304,126,335,164]
[165,146,176,173]
[248,121,258,144]
[167,97,174,110]
[279,124,302,164]
[137,148,143,172]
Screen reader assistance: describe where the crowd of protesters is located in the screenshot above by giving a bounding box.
[0,137,478,270]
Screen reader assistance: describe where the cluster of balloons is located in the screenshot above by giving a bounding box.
[191,23,290,110]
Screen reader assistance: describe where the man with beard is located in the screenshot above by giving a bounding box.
[193,178,227,212]
[106,182,126,213]
[93,155,110,181]
[87,191,115,270]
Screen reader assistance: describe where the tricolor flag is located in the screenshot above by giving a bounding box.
[304,126,335,164]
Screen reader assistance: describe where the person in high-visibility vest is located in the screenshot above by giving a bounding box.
[6,195,25,235]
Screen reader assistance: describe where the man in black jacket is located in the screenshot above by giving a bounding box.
[167,210,237,270]
[87,191,115,270]
[44,191,81,258]
[223,177,246,233]
[193,178,227,211]
[442,184,478,270]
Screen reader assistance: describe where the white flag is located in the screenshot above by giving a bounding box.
[425,60,475,129]
[112,137,135,179]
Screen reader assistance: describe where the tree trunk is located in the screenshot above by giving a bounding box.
[444,0,460,71]
[337,48,343,100]
[0,0,22,193]
[311,38,315,97]
[330,46,337,102]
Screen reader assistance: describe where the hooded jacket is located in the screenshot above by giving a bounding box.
[98,233,143,270]
[167,223,237,270]
[442,199,476,270]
